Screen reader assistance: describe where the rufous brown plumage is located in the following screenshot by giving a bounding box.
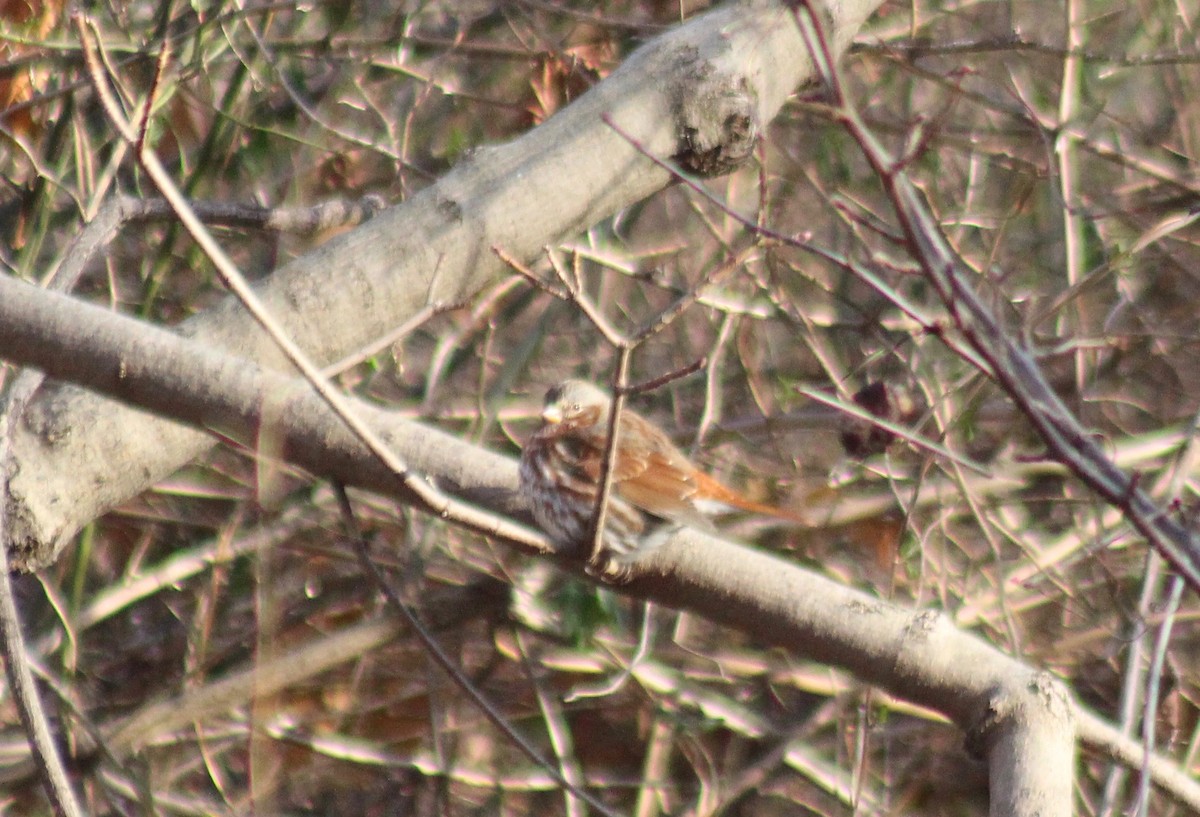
[519,380,806,555]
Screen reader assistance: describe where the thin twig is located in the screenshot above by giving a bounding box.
[797,387,989,476]
[1136,574,1186,816]
[1055,0,1088,401]
[624,361,707,395]
[589,348,632,565]
[135,32,170,154]
[540,249,634,566]
[48,194,386,290]
[1098,551,1163,817]
[514,630,588,817]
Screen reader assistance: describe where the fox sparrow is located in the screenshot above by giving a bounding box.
[519,380,806,556]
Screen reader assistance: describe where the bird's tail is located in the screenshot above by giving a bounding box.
[691,471,809,526]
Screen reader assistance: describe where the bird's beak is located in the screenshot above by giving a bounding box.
[542,404,563,424]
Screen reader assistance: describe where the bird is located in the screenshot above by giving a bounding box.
[519,379,806,556]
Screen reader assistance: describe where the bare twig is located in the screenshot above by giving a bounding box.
[797,387,989,476]
[1054,0,1088,400]
[540,248,635,567]
[135,30,170,154]
[1136,574,1186,815]
[514,630,588,817]
[1098,552,1165,817]
[48,194,387,291]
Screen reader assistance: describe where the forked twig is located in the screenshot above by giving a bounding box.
[494,244,714,570]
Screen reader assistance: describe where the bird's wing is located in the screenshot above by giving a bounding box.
[608,430,715,529]
[615,452,706,518]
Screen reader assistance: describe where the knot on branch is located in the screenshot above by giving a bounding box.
[4,491,44,574]
[965,671,1074,759]
[670,54,760,177]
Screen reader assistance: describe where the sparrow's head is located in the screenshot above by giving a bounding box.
[541,380,611,426]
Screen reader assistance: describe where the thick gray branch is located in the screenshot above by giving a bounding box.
[0,276,529,565]
[621,531,1078,817]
